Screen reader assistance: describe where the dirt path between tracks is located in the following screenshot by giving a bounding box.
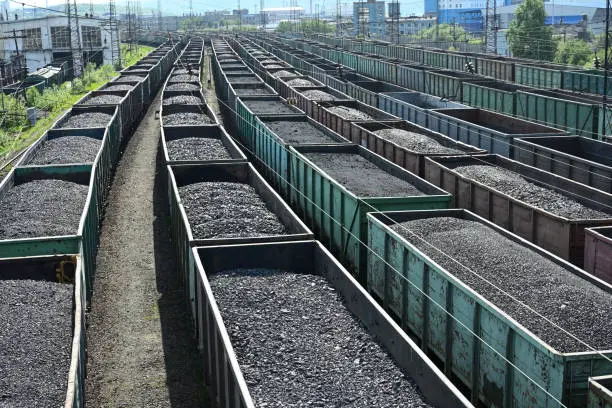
[85,91,207,408]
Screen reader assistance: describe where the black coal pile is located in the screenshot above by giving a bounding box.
[391,216,612,352]
[303,152,425,197]
[373,129,463,154]
[301,90,340,101]
[453,164,612,219]
[165,83,200,91]
[209,269,433,407]
[264,120,339,144]
[285,78,317,87]
[58,112,112,128]
[236,88,275,96]
[104,84,134,91]
[27,136,101,165]
[0,279,73,408]
[242,100,296,115]
[166,137,231,161]
[227,76,262,84]
[169,74,199,82]
[163,112,212,125]
[326,106,373,120]
[162,95,202,105]
[114,75,144,82]
[271,70,299,78]
[178,181,288,239]
[0,179,88,239]
[81,94,124,105]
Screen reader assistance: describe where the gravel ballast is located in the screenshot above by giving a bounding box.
[264,120,339,144]
[390,216,612,352]
[82,95,124,105]
[0,179,88,239]
[300,89,339,101]
[178,181,288,239]
[27,136,101,165]
[58,112,113,128]
[326,105,373,120]
[0,279,73,408]
[165,83,200,91]
[303,152,426,197]
[209,269,432,407]
[163,112,212,125]
[372,129,464,154]
[242,100,296,114]
[285,78,317,87]
[453,164,612,219]
[166,137,231,161]
[162,95,202,105]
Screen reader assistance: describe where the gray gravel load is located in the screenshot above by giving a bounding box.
[285,78,317,87]
[326,106,374,120]
[27,136,101,165]
[178,181,288,239]
[236,88,275,96]
[104,84,134,91]
[163,112,212,125]
[373,129,464,154]
[209,269,433,408]
[265,64,286,69]
[453,164,611,219]
[162,95,202,105]
[243,100,296,114]
[81,94,124,105]
[114,75,144,82]
[169,74,199,82]
[166,137,231,161]
[172,68,190,75]
[390,216,612,352]
[304,152,426,197]
[58,112,113,128]
[0,180,88,239]
[0,279,73,408]
[271,70,299,78]
[165,83,200,91]
[260,59,280,63]
[264,120,339,144]
[300,89,340,101]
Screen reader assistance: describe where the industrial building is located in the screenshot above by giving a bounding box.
[0,15,120,73]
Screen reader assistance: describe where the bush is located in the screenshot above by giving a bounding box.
[0,95,28,129]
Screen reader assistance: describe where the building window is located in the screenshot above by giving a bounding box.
[22,28,42,50]
[82,26,101,48]
[51,26,71,48]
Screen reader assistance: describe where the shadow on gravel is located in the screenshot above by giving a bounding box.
[152,139,210,407]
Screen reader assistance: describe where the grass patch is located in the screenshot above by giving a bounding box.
[121,44,155,67]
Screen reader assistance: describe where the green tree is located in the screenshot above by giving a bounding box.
[554,39,592,66]
[507,0,556,61]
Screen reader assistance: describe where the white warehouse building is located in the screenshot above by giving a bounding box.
[0,15,120,74]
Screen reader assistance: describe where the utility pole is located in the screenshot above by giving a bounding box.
[260,0,265,29]
[109,0,119,66]
[435,0,439,42]
[602,0,610,138]
[67,0,83,77]
[336,0,340,37]
[485,0,497,53]
[157,0,162,30]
